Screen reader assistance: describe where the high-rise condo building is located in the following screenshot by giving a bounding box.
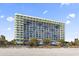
[14,14,65,44]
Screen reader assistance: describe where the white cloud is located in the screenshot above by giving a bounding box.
[14,13,18,14]
[60,3,70,7]
[65,20,71,24]
[0,15,4,18]
[8,28,11,31]
[68,13,76,18]
[61,3,70,6]
[43,10,48,14]
[7,17,14,22]
[65,13,76,25]
[66,13,76,20]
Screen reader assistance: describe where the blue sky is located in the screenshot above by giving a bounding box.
[0,3,79,41]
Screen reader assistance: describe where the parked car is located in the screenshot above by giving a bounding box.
[50,41,57,46]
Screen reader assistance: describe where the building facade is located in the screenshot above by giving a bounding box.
[14,14,65,44]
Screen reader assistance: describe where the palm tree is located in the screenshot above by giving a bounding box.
[43,38,51,45]
[0,35,6,40]
[0,35,8,47]
[10,39,16,45]
[57,39,65,47]
[29,38,38,47]
[74,38,79,46]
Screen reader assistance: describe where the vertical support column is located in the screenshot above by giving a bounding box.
[60,23,65,40]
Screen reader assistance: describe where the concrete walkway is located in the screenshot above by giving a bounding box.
[0,48,79,56]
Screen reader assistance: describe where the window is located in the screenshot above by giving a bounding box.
[55,25,60,29]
